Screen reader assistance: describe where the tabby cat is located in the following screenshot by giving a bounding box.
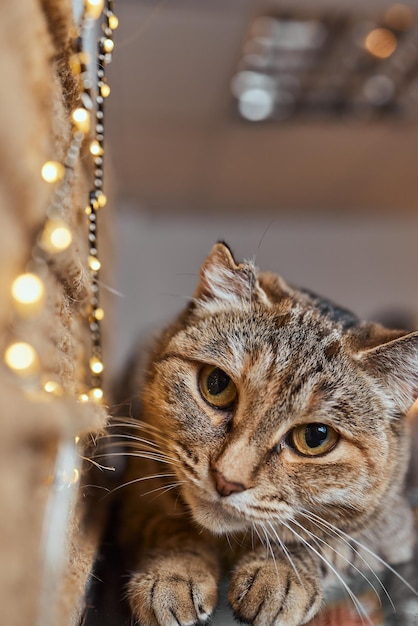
[116,242,417,626]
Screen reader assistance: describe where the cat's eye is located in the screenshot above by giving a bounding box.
[199,365,237,410]
[288,423,339,457]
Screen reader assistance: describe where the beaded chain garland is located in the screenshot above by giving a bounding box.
[4,0,117,403]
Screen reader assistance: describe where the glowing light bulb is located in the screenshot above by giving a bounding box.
[89,140,104,156]
[93,307,104,321]
[89,387,104,402]
[108,14,119,30]
[41,219,72,253]
[78,393,89,403]
[72,107,90,133]
[88,256,101,272]
[44,380,63,396]
[103,38,114,53]
[5,342,39,375]
[89,356,104,374]
[11,273,45,315]
[85,0,104,20]
[96,193,107,208]
[100,83,111,98]
[41,161,65,183]
[75,435,80,445]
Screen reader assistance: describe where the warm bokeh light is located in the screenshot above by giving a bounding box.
[85,0,105,20]
[88,256,101,272]
[43,380,63,396]
[96,193,107,208]
[103,38,114,53]
[89,356,104,375]
[108,14,119,30]
[11,273,45,311]
[384,4,415,31]
[71,107,90,134]
[93,307,104,321]
[89,387,104,402]
[364,28,397,59]
[41,219,73,253]
[5,342,39,375]
[41,161,65,183]
[89,140,104,156]
[100,83,111,98]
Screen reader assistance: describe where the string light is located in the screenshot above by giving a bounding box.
[41,161,65,183]
[4,0,117,419]
[43,380,64,396]
[100,83,111,98]
[5,342,39,375]
[89,356,104,375]
[89,387,104,402]
[40,219,73,253]
[71,107,91,133]
[85,0,105,20]
[89,140,104,156]
[102,38,114,53]
[96,192,107,208]
[92,307,104,320]
[11,273,45,315]
[108,14,118,30]
[88,255,101,271]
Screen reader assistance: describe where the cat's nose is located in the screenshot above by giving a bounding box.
[211,468,246,497]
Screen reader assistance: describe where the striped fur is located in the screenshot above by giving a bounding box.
[117,243,418,626]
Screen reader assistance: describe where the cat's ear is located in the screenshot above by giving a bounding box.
[194,242,258,306]
[357,331,418,413]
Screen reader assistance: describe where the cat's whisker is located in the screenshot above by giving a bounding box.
[302,509,418,600]
[97,433,161,448]
[251,521,265,550]
[107,472,179,496]
[258,521,279,578]
[91,451,180,467]
[299,509,396,612]
[80,454,116,472]
[94,441,163,455]
[109,417,167,436]
[141,481,185,500]
[81,484,111,492]
[289,515,385,610]
[280,519,373,626]
[266,521,304,587]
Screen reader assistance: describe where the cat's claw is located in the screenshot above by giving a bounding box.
[228,554,322,626]
[127,552,218,626]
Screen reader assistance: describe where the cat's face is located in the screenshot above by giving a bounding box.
[143,244,418,539]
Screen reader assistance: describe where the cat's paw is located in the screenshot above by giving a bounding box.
[127,551,218,626]
[228,552,322,626]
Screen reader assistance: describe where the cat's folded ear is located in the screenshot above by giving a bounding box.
[194,242,271,307]
[357,331,418,413]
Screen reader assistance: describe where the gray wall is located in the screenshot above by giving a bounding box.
[109,204,418,374]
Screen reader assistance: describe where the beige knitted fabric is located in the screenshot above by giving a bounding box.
[0,1,110,624]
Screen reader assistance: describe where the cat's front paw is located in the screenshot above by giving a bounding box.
[127,551,218,626]
[228,552,322,626]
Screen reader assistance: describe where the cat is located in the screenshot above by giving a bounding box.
[114,241,418,626]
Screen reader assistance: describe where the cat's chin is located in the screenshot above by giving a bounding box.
[182,489,249,535]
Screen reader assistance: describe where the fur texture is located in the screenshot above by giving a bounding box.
[116,243,418,626]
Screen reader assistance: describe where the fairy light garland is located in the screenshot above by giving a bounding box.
[3,0,117,407]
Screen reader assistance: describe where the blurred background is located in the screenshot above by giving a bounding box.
[105,0,418,374]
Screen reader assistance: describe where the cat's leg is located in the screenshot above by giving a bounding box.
[127,514,220,626]
[228,544,322,626]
